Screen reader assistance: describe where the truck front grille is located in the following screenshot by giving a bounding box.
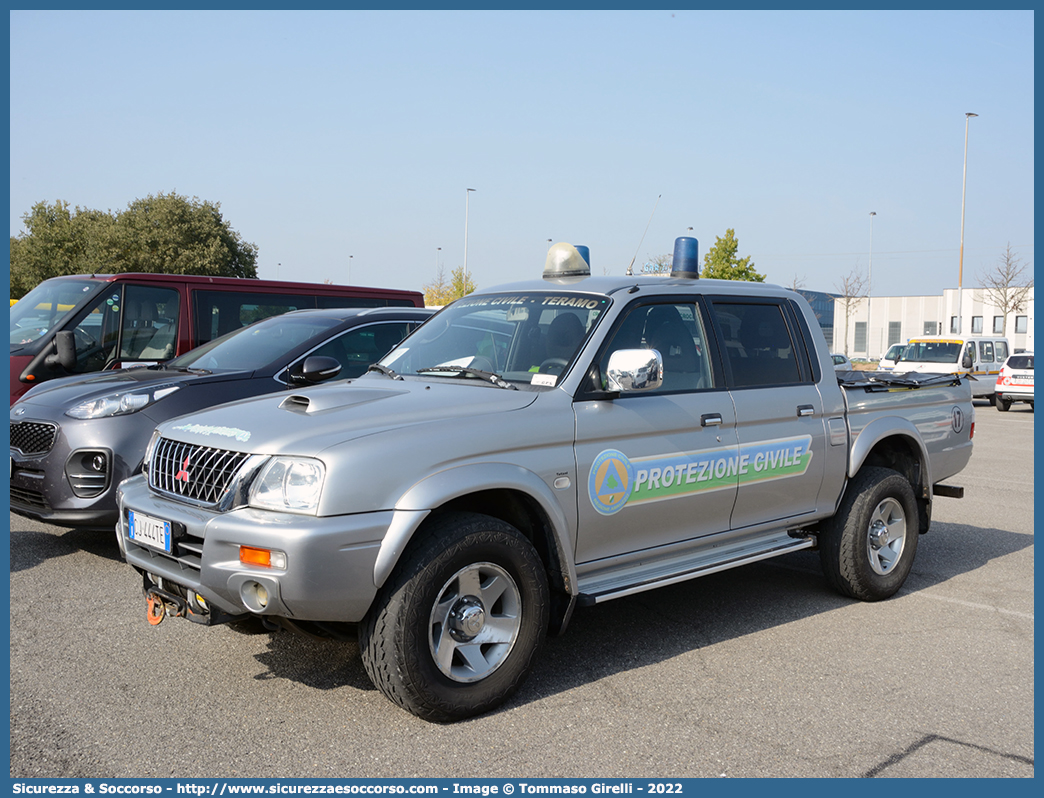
[148,437,251,507]
[10,421,58,455]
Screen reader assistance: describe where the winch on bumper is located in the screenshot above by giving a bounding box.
[116,474,395,626]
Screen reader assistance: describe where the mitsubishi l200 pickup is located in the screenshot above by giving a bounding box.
[115,240,974,722]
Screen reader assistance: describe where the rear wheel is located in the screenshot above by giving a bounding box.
[360,512,549,722]
[997,396,1012,411]
[819,467,919,601]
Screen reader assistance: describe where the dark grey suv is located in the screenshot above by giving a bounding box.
[10,306,432,530]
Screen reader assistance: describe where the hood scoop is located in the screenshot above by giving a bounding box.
[279,387,408,414]
[281,394,312,413]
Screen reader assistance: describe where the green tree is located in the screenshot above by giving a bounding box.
[422,266,455,307]
[8,201,114,297]
[700,228,765,282]
[9,192,259,298]
[448,265,477,300]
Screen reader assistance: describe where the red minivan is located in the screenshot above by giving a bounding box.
[10,273,423,404]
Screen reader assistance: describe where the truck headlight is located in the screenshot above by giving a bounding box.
[248,457,325,514]
[66,384,181,419]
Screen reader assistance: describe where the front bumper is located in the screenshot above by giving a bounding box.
[116,475,393,624]
[10,411,155,530]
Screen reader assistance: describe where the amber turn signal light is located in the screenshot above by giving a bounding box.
[239,545,286,569]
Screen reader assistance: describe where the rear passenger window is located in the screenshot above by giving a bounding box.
[979,341,995,363]
[711,301,802,388]
[193,291,314,345]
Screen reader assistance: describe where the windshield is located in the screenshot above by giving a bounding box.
[10,278,102,348]
[379,291,610,387]
[167,313,343,372]
[903,341,962,364]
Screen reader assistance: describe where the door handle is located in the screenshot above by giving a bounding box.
[797,404,815,417]
[701,413,723,427]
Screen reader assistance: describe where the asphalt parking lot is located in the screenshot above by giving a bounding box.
[8,401,1034,778]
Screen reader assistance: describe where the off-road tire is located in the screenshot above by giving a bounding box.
[819,466,919,601]
[359,512,549,722]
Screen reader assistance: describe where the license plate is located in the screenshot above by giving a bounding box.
[128,510,172,553]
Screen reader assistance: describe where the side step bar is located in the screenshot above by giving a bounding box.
[933,483,965,499]
[576,530,816,606]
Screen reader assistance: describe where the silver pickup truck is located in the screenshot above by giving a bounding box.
[116,240,974,722]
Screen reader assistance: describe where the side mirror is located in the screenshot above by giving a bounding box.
[21,330,77,385]
[961,353,974,370]
[290,355,342,385]
[606,349,663,393]
[45,331,77,371]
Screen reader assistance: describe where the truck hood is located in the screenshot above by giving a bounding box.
[157,377,541,456]
[13,367,252,411]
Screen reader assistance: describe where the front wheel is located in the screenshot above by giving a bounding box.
[819,467,919,601]
[360,512,549,722]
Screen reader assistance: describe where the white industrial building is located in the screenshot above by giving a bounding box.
[832,286,1034,360]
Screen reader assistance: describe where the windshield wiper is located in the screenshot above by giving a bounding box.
[417,365,518,390]
[367,363,403,380]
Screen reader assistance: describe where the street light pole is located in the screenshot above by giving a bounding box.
[348,255,353,284]
[957,112,978,334]
[868,211,876,357]
[464,188,476,294]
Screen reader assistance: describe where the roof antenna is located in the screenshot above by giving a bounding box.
[625,194,661,276]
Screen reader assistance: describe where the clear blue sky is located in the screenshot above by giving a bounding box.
[8,9,1034,298]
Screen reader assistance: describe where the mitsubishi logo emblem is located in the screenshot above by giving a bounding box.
[175,455,191,484]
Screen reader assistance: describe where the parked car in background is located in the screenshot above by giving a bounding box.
[10,272,424,404]
[10,306,433,530]
[878,343,906,371]
[898,335,1009,402]
[995,352,1033,412]
[831,353,853,370]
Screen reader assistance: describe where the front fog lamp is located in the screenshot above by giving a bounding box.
[248,457,325,514]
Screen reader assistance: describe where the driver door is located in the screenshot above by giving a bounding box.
[572,299,739,564]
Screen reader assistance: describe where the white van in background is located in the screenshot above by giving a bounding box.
[878,343,906,371]
[898,335,1010,402]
